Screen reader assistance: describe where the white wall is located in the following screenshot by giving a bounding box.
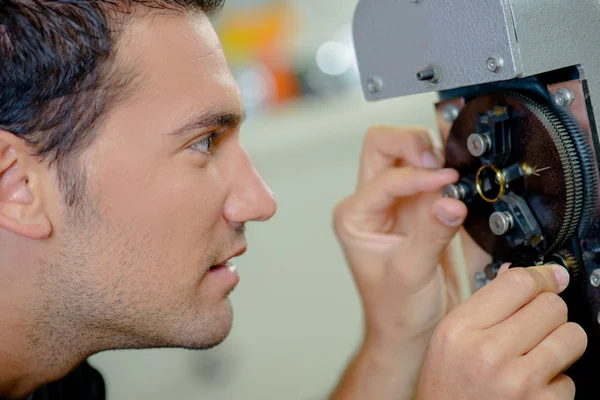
[89,90,441,399]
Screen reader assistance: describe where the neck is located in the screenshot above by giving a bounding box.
[0,292,88,400]
[0,346,63,400]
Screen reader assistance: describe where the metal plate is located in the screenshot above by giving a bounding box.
[353,0,521,101]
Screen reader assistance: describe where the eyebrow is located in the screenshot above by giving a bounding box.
[169,109,247,137]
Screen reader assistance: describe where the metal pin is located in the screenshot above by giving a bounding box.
[442,184,466,200]
[467,133,491,157]
[533,166,550,176]
[489,212,514,235]
[522,164,551,177]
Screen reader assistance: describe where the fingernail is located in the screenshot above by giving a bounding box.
[551,265,570,289]
[435,206,462,227]
[421,150,442,169]
[438,168,457,177]
[497,263,511,274]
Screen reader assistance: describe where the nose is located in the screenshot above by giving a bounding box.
[223,146,277,224]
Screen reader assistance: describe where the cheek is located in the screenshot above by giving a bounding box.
[93,156,228,270]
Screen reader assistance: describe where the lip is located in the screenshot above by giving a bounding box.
[212,245,247,267]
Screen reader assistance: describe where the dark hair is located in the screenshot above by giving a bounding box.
[0,0,225,206]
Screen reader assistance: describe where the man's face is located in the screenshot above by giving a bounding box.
[40,10,277,351]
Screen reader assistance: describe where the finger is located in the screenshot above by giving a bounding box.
[341,168,458,232]
[497,262,511,274]
[520,322,587,384]
[492,292,568,356]
[392,197,467,290]
[458,229,493,289]
[451,265,570,329]
[358,126,442,185]
[440,229,477,303]
[541,374,576,399]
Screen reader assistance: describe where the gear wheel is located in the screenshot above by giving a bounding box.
[552,102,599,237]
[505,91,583,255]
[444,91,593,260]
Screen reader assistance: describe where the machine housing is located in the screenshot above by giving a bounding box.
[352,1,600,397]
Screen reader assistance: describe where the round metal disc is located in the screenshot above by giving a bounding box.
[444,92,581,260]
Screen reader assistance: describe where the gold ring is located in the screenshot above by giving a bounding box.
[476,165,505,203]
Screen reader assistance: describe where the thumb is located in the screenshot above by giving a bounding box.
[412,197,467,256]
[393,197,468,289]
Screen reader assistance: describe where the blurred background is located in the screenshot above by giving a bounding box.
[89,0,440,398]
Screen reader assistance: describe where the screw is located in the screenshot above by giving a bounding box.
[441,104,460,122]
[590,269,600,287]
[597,311,600,325]
[367,77,383,93]
[489,211,514,235]
[486,57,504,73]
[442,184,466,200]
[467,133,491,157]
[554,88,575,108]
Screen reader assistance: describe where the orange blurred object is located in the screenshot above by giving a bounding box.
[217,3,302,104]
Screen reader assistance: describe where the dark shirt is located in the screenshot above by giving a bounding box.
[28,361,105,400]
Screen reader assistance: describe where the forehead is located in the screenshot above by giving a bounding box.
[113,10,242,124]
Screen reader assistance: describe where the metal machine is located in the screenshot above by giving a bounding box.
[352,0,600,397]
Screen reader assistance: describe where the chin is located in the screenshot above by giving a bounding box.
[174,298,235,350]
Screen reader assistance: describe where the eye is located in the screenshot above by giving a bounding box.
[190,129,226,155]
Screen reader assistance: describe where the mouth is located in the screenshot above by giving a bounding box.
[209,246,247,272]
[209,260,237,273]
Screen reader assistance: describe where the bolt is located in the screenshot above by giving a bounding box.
[367,77,383,93]
[554,88,575,108]
[416,68,435,81]
[467,133,491,157]
[442,184,466,200]
[416,67,440,83]
[489,211,514,236]
[590,269,600,287]
[486,57,504,73]
[441,104,460,122]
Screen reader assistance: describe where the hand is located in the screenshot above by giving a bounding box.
[416,265,587,400]
[331,125,485,400]
[333,125,476,343]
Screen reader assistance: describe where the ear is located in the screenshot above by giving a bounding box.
[0,131,52,240]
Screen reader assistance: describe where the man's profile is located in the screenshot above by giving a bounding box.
[1,1,278,397]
